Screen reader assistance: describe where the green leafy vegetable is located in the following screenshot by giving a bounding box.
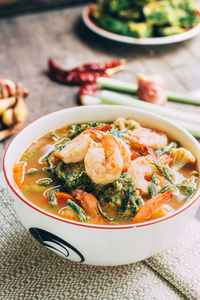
[97,201,135,222]
[153,163,174,184]
[97,173,143,221]
[45,144,66,168]
[44,136,70,168]
[26,167,53,175]
[47,186,65,207]
[176,174,199,198]
[97,15,130,36]
[158,184,173,194]
[55,161,96,192]
[106,0,133,13]
[68,122,107,139]
[92,0,200,38]
[67,199,88,223]
[26,168,41,175]
[54,137,70,147]
[155,142,177,157]
[108,127,130,145]
[158,172,199,198]
[120,189,130,215]
[148,172,157,197]
[50,131,59,141]
[48,191,57,206]
[176,183,195,198]
[36,178,52,186]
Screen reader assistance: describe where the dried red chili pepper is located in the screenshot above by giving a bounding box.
[48,59,108,85]
[75,59,126,72]
[69,71,109,85]
[53,70,108,85]
[78,83,100,105]
[48,59,70,78]
[48,58,126,85]
[48,58,126,74]
[79,83,99,97]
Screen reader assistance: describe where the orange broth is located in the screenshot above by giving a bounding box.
[13,123,199,225]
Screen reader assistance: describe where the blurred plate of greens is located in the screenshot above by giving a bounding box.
[82,0,200,45]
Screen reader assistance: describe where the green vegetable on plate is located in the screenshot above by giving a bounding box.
[91,0,200,38]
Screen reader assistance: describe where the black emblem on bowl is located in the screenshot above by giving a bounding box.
[29,228,84,262]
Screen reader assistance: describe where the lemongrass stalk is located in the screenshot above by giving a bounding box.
[99,90,200,137]
[97,77,200,105]
[99,90,200,125]
[97,77,137,93]
[166,91,200,105]
[80,95,101,106]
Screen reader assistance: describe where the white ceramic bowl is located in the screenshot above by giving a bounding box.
[3,105,200,266]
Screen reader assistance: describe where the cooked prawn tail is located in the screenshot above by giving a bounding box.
[102,134,120,158]
[87,125,111,142]
[159,154,173,166]
[72,189,99,218]
[149,190,173,209]
[143,146,159,162]
[89,129,106,142]
[122,129,168,149]
[122,132,138,144]
[94,124,112,132]
[133,190,173,223]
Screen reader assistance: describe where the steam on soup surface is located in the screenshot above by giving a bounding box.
[13,118,199,225]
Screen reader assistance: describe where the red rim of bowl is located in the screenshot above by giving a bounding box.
[83,4,200,45]
[3,107,200,230]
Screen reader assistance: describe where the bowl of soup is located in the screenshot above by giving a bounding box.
[3,105,200,265]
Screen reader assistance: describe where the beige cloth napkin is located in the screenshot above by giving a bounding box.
[146,216,200,300]
[0,171,199,300]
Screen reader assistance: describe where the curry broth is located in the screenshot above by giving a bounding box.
[15,122,199,225]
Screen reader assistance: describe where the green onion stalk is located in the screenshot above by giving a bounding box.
[97,77,200,106]
[98,90,200,138]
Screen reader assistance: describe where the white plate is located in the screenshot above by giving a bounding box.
[82,4,200,45]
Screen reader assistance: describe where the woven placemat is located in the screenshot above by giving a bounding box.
[145,217,200,300]
[1,171,199,300]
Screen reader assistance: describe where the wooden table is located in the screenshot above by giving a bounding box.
[1,7,200,298]
[0,4,200,168]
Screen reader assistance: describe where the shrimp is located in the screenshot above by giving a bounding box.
[58,125,111,164]
[130,148,142,161]
[90,131,131,172]
[128,156,157,195]
[159,154,173,166]
[72,189,99,219]
[84,135,123,184]
[58,132,92,164]
[123,127,168,149]
[116,137,131,171]
[133,191,173,223]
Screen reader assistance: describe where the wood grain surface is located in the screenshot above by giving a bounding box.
[0,0,88,17]
[0,4,200,168]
